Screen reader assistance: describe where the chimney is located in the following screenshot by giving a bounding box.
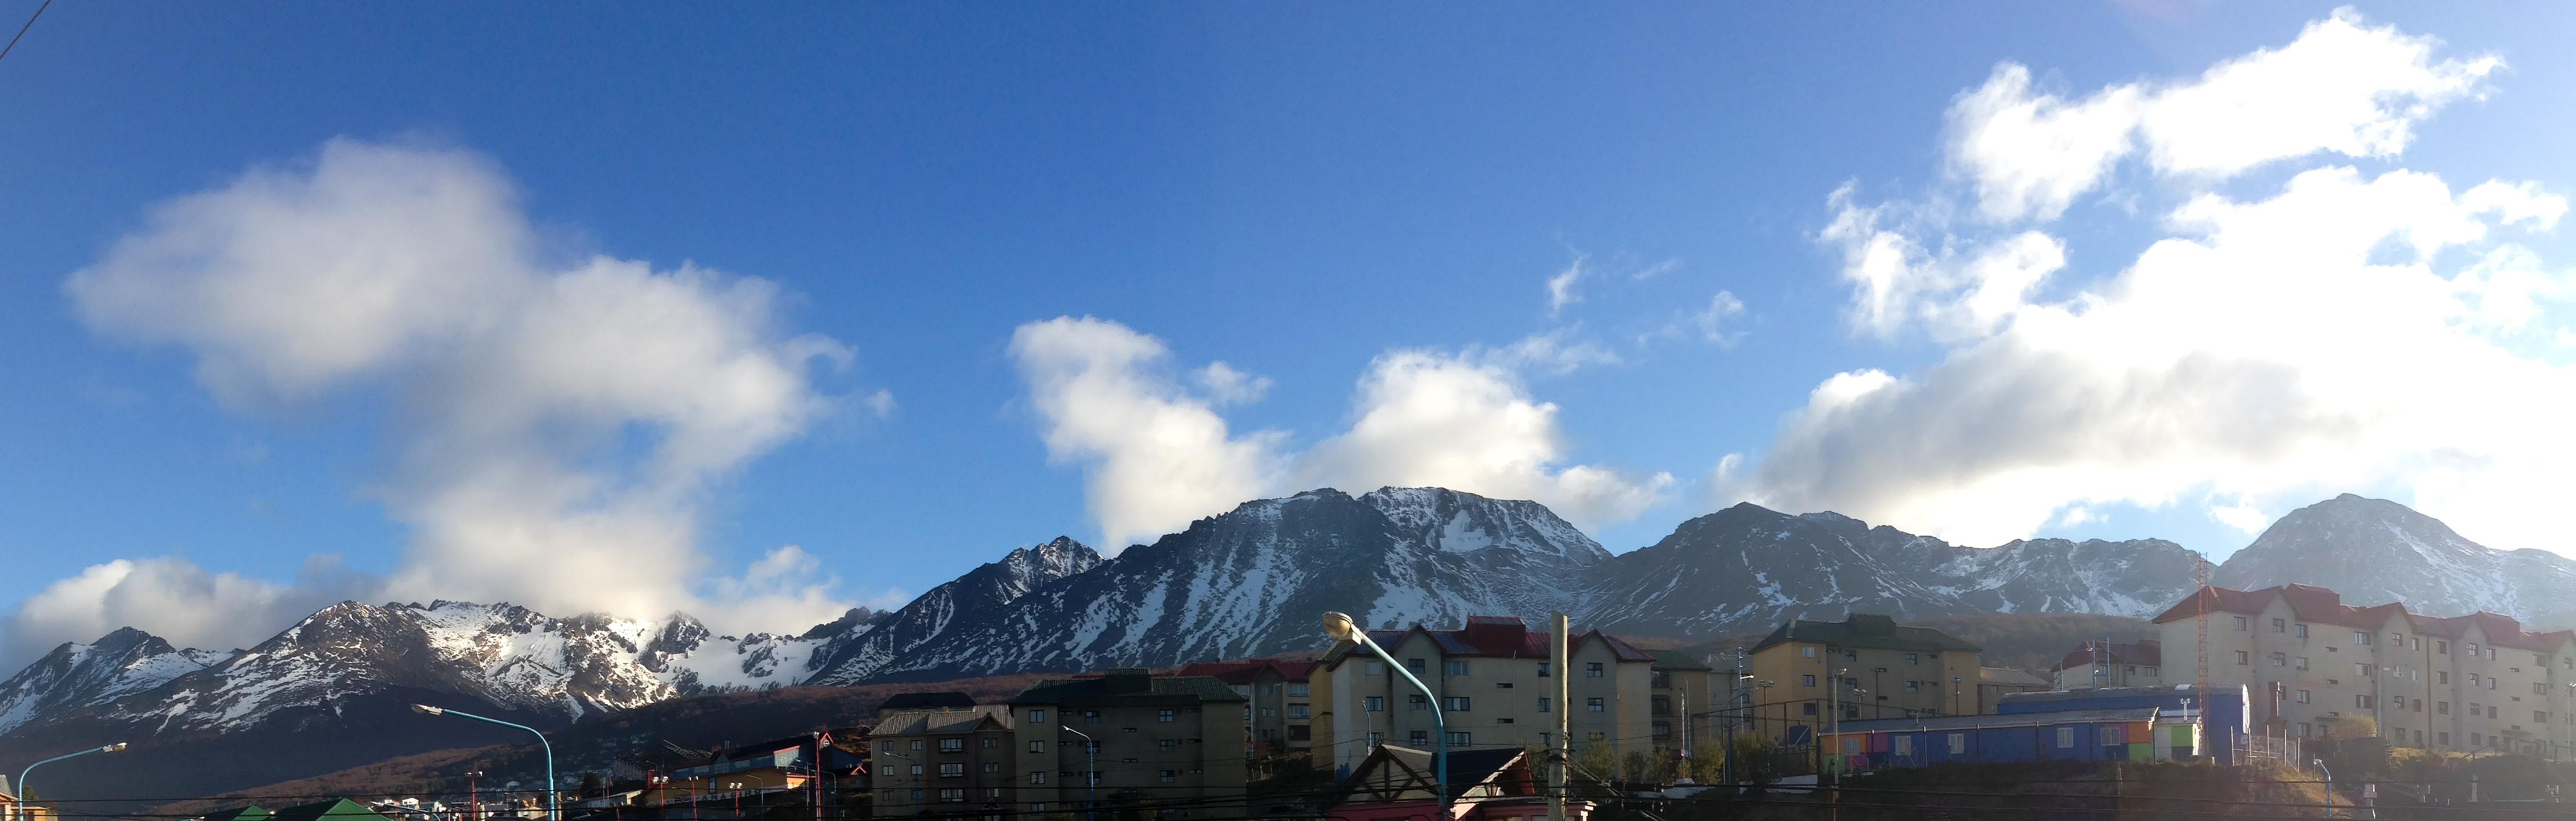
[1105,668,1153,695]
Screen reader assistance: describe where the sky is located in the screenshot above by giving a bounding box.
[4,2,2575,665]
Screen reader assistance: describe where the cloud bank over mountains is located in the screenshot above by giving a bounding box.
[9,139,875,664]
[1722,8,2576,549]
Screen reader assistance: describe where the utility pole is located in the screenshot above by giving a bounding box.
[467,770,483,821]
[1549,612,1570,821]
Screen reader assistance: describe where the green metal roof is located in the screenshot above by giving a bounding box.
[199,806,271,821]
[267,799,392,821]
[1748,614,1981,654]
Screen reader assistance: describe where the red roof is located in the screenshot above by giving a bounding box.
[2155,584,2575,649]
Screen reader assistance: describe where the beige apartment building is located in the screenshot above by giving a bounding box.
[1308,616,1657,777]
[1646,650,1716,757]
[866,706,1017,819]
[1008,670,1249,821]
[1176,658,1316,769]
[1744,614,1982,743]
[2154,584,2576,757]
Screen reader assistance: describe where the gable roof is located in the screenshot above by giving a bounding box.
[2154,584,2576,650]
[871,704,1014,736]
[1646,649,1712,671]
[267,800,390,821]
[1748,614,1981,654]
[1334,744,1531,805]
[1319,619,1655,671]
[1007,671,1248,705]
[199,807,273,821]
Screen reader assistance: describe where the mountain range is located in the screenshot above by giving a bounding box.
[4,487,2568,802]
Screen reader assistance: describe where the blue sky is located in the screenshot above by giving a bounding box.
[5,2,2574,660]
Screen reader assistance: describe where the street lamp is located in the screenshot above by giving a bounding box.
[15,743,126,821]
[1324,610,1447,809]
[414,704,557,821]
[464,770,484,821]
[1059,726,1097,821]
[2314,758,2334,809]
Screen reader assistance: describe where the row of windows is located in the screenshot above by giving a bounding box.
[1362,660,1607,677]
[2233,617,2574,669]
[880,737,1003,752]
[1796,646,1935,666]
[1358,695,1605,713]
[1022,708,1186,725]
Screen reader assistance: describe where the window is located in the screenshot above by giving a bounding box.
[1444,660,1470,677]
[1157,708,1175,722]
[2354,631,2371,646]
[1289,725,1311,741]
[984,762,1000,773]
[1029,772,1046,785]
[1365,696,1384,712]
[1030,740,1046,753]
[1366,660,1384,676]
[911,740,924,750]
[2271,652,2286,667]
[2357,663,2372,678]
[2539,711,2552,724]
[1498,717,1516,725]
[983,737,998,749]
[940,763,965,777]
[1803,646,1817,659]
[2469,642,2481,656]
[1289,683,1309,696]
[2471,674,2483,686]
[2439,701,2450,715]
[1586,662,1604,678]
[910,790,921,801]
[2393,633,2405,646]
[1445,732,1472,746]
[2144,666,2158,677]
[2538,683,2550,696]
[1588,731,1607,742]
[1904,681,1920,693]
[1408,730,1429,744]
[2491,706,2500,718]
[1408,694,1429,711]
[1160,739,1175,751]
[1366,732,1382,747]
[2439,732,2450,746]
[2057,726,2075,748]
[1443,696,1471,711]
[1802,674,1817,687]
[1288,704,1309,719]
[1031,805,1048,814]
[2296,689,2311,704]
[1083,710,1100,724]
[939,789,964,803]
[1905,653,1919,666]
[1892,735,1912,756]
[1538,662,1553,677]
[880,740,894,751]
[1804,703,1818,715]
[2274,618,2287,632]
[2438,640,2448,653]
[1652,695,1672,715]
[2126,666,2137,675]
[1407,658,1427,674]
[2296,624,2309,639]
[2234,616,2249,631]
[910,764,924,776]
[1587,697,1606,713]
[1948,733,1966,754]
[2356,695,2372,709]
[2440,671,2451,684]
[940,738,965,753]
[1030,709,1047,724]
[2473,733,2484,747]
[2236,650,2249,666]
[1496,682,1514,689]
[2412,638,2422,650]
[1538,697,1552,713]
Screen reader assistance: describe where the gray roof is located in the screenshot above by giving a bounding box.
[871,704,1013,736]
[1979,667,2050,688]
[1827,707,2158,735]
[1647,649,1712,671]
[1749,614,1982,654]
[1007,672,1247,706]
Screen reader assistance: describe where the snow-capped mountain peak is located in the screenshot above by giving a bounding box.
[2215,493,2576,627]
[0,627,231,734]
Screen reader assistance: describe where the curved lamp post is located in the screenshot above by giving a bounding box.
[1323,611,1446,809]
[414,704,556,821]
[1059,726,1097,821]
[16,743,126,821]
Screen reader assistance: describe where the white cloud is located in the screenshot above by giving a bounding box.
[1195,361,1274,406]
[1546,256,1586,314]
[29,138,864,658]
[1009,317,1669,545]
[1731,8,2576,552]
[864,389,898,418]
[1686,291,1748,345]
[1009,317,1287,548]
[1476,327,1622,375]
[0,556,379,663]
[1945,7,2498,223]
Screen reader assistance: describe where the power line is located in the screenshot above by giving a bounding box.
[0,0,50,64]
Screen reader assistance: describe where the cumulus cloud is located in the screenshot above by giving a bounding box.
[1947,7,2498,223]
[21,138,864,660]
[0,556,378,663]
[1730,10,2576,553]
[1009,317,1669,547]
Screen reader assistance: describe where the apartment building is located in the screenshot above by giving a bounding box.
[1646,650,1716,757]
[1745,614,1982,742]
[1175,658,1316,764]
[1977,667,2051,713]
[2154,584,2576,757]
[1008,670,1249,821]
[2049,639,2165,690]
[866,706,1017,819]
[1308,616,1657,777]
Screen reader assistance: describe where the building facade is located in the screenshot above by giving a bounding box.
[1977,667,2051,713]
[2049,639,2165,690]
[1745,614,1983,743]
[866,706,1017,819]
[1008,670,1249,821]
[2154,583,2576,757]
[1308,616,1657,777]
[1175,658,1316,768]
[1645,650,1715,758]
